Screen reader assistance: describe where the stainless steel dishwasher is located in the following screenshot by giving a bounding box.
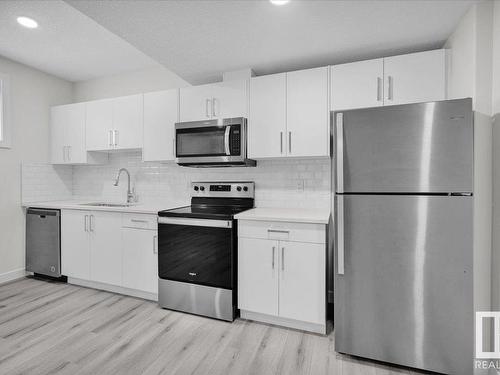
[26,208,62,278]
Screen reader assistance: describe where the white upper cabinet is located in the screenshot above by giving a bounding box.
[249,69,330,159]
[286,67,329,157]
[143,90,179,162]
[211,80,248,119]
[85,98,113,151]
[50,103,103,165]
[179,80,247,122]
[86,94,143,151]
[331,59,384,111]
[113,94,143,150]
[331,50,446,111]
[248,73,287,158]
[383,49,446,106]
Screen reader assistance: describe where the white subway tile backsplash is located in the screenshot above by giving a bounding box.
[22,151,332,209]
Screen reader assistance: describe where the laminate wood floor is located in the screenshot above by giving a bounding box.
[0,278,432,375]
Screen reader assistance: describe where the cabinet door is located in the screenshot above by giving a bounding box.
[331,59,384,111]
[279,241,325,324]
[248,73,286,158]
[238,238,278,316]
[286,67,329,157]
[86,99,113,151]
[143,90,178,161]
[113,94,143,150]
[65,102,87,164]
[61,210,90,279]
[122,228,158,294]
[179,84,214,122]
[89,211,123,286]
[50,105,67,164]
[212,80,248,119]
[383,49,446,106]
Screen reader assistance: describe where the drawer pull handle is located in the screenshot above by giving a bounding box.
[267,229,289,234]
[131,219,148,223]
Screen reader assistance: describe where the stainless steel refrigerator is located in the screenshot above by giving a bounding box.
[333,98,474,375]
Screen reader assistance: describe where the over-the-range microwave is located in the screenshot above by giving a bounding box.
[175,117,256,167]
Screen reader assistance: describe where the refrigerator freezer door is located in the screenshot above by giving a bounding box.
[335,98,473,193]
[335,194,473,375]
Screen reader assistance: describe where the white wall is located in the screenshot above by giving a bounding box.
[73,65,189,102]
[0,55,73,279]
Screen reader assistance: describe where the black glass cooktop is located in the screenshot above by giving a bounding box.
[158,197,254,220]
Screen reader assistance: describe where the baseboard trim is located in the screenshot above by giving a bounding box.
[0,268,27,285]
[67,277,158,302]
[240,310,326,334]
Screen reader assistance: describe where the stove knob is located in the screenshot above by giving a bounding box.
[243,186,248,192]
[237,186,242,192]
[200,186,205,191]
[194,186,199,191]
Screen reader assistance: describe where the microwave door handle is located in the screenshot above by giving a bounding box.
[224,126,231,156]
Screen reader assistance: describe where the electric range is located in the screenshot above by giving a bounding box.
[157,181,254,321]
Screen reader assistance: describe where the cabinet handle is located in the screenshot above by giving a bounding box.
[153,235,158,254]
[387,75,393,100]
[272,246,275,269]
[267,229,289,234]
[206,99,211,118]
[67,146,71,162]
[288,131,292,154]
[89,215,94,232]
[212,98,217,118]
[114,130,119,147]
[281,247,285,271]
[108,130,113,147]
[131,219,148,223]
[377,77,382,102]
[84,215,88,232]
[172,138,176,157]
[280,132,283,154]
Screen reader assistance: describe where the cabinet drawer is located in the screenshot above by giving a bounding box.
[122,214,157,230]
[238,220,326,244]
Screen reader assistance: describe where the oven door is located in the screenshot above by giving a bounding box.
[175,120,244,164]
[158,217,234,290]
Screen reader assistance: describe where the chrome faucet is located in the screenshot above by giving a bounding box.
[114,168,135,203]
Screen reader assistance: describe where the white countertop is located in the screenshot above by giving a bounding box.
[22,200,188,215]
[234,207,331,225]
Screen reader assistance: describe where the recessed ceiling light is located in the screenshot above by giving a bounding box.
[270,0,290,5]
[17,16,38,29]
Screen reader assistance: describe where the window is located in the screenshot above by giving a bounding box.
[0,73,10,149]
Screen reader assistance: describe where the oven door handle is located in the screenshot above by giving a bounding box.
[158,217,233,228]
[224,126,231,156]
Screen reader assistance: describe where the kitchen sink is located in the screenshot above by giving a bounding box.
[80,202,134,208]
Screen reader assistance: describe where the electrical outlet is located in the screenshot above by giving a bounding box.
[297,179,305,192]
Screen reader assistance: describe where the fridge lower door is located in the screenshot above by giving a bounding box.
[335,194,473,375]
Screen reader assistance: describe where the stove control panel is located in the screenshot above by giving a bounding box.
[191,182,254,198]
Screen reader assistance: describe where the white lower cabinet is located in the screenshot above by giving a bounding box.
[89,211,123,286]
[61,210,91,280]
[61,210,158,299]
[238,238,279,316]
[238,220,326,333]
[122,227,158,294]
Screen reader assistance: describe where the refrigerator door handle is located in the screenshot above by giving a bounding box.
[337,195,345,275]
[336,113,344,193]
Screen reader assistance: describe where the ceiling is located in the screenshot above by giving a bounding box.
[0,0,161,82]
[67,0,475,84]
